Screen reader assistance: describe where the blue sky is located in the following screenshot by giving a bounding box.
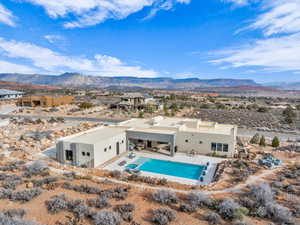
[0,0,299,83]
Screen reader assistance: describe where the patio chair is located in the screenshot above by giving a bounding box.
[118,160,127,166]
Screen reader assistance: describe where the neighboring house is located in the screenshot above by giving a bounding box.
[17,95,74,107]
[111,93,162,111]
[0,89,24,100]
[56,116,237,168]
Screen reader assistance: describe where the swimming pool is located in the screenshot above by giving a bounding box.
[126,157,205,180]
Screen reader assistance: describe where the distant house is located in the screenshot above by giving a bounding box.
[0,89,24,100]
[17,95,74,107]
[111,93,162,111]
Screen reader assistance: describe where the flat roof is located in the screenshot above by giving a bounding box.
[128,128,177,135]
[119,117,235,135]
[64,127,126,145]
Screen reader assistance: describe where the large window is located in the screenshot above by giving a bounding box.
[65,150,73,161]
[211,143,229,153]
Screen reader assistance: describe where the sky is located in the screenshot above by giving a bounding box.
[0,0,300,83]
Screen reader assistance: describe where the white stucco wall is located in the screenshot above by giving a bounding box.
[176,128,236,157]
[93,132,127,167]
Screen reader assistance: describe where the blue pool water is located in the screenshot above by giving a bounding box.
[126,157,205,180]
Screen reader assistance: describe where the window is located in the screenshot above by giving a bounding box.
[109,146,111,150]
[223,144,229,152]
[82,152,86,156]
[199,141,203,144]
[211,143,229,152]
[211,143,217,151]
[87,152,90,156]
[104,148,107,152]
[217,143,223,152]
[121,140,124,144]
[185,139,189,143]
[65,150,73,161]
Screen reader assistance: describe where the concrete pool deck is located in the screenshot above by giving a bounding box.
[103,152,226,185]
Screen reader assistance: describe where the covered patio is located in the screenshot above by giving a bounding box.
[126,128,176,156]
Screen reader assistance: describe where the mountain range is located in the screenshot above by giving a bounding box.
[0,73,259,89]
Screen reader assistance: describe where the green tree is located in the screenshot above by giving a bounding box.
[250,133,260,144]
[271,136,280,148]
[138,111,144,118]
[283,105,296,124]
[78,102,95,109]
[259,135,266,147]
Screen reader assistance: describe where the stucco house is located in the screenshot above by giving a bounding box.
[56,116,237,168]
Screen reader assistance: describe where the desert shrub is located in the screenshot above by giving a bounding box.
[204,212,221,225]
[152,208,176,225]
[63,183,101,195]
[179,204,198,213]
[152,190,178,205]
[0,212,40,225]
[33,177,58,187]
[157,178,168,186]
[46,194,69,213]
[187,191,213,208]
[10,188,42,203]
[0,188,12,199]
[114,203,135,214]
[112,186,129,200]
[218,199,245,220]
[99,189,114,199]
[266,202,294,224]
[87,196,111,209]
[0,161,25,172]
[92,210,121,225]
[110,170,121,178]
[23,161,49,177]
[68,199,89,219]
[248,183,273,206]
[1,209,26,218]
[3,180,22,190]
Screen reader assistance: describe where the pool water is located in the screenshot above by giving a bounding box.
[126,157,205,180]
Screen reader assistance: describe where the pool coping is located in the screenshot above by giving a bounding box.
[103,151,226,185]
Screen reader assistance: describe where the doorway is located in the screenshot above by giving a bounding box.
[116,142,120,155]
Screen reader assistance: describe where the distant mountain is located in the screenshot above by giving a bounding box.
[0,73,259,89]
[265,82,300,91]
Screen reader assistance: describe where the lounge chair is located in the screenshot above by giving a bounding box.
[128,152,136,159]
[118,160,127,166]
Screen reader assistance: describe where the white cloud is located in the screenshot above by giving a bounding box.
[143,0,190,20]
[249,0,300,36]
[0,60,37,73]
[18,0,190,28]
[0,3,16,27]
[0,37,158,77]
[211,33,300,72]
[212,0,300,73]
[44,34,64,44]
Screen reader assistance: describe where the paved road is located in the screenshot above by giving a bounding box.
[1,112,299,141]
[0,113,124,124]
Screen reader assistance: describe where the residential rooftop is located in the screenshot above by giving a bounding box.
[0,89,23,95]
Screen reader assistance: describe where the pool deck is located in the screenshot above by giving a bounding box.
[103,152,226,185]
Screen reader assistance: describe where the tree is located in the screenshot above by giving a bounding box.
[257,107,269,113]
[259,136,266,147]
[271,136,280,148]
[283,105,296,124]
[78,102,95,109]
[250,133,260,144]
[138,111,144,118]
